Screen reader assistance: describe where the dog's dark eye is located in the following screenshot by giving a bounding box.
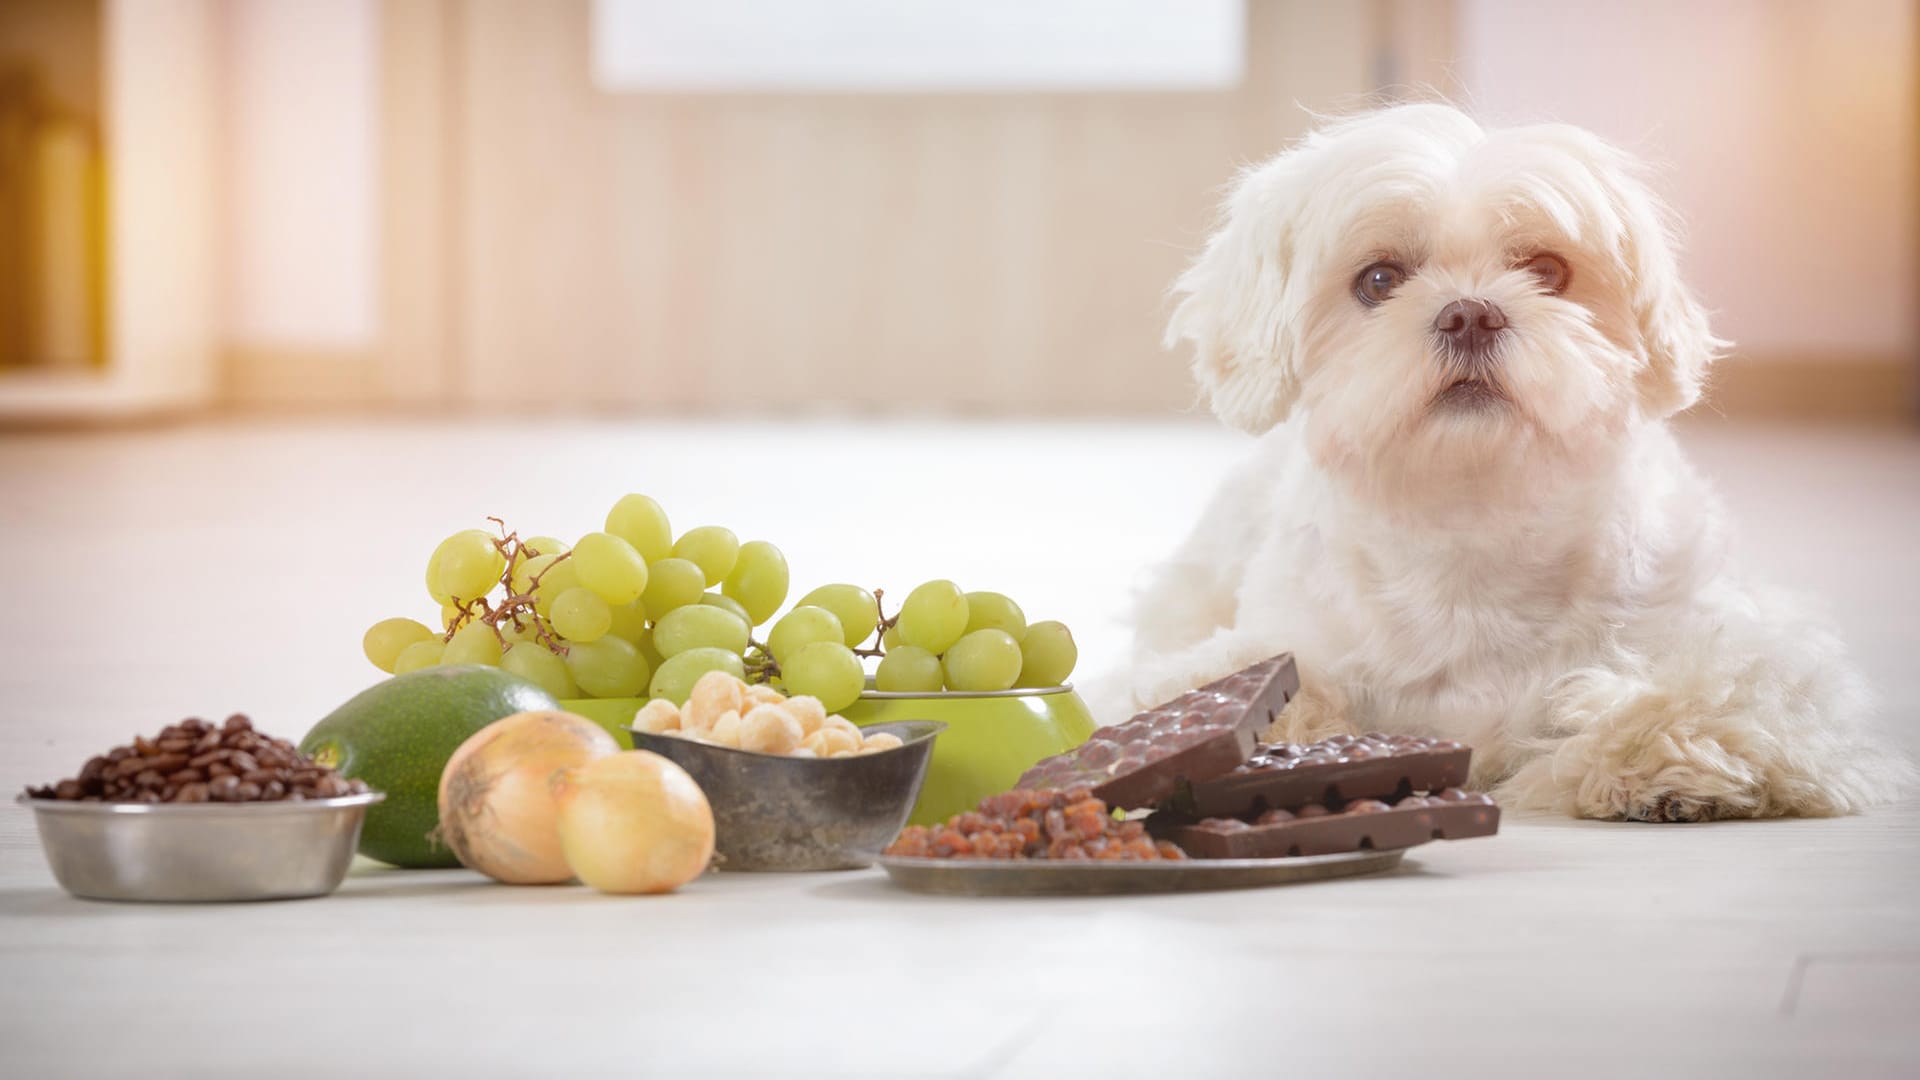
[1354,262,1407,306]
[1521,252,1571,294]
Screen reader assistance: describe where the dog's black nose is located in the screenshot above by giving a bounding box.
[1433,298,1507,355]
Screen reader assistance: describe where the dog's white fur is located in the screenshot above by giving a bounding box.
[1120,103,1912,821]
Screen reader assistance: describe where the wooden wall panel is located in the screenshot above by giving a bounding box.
[450,0,1379,414]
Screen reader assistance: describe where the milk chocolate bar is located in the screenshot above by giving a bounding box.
[1014,654,1298,809]
[1173,732,1471,818]
[1157,789,1500,859]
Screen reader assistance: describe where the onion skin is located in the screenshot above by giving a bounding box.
[437,710,620,884]
[551,751,715,894]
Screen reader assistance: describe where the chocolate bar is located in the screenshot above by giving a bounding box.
[1157,789,1500,859]
[1173,732,1471,818]
[1015,654,1298,809]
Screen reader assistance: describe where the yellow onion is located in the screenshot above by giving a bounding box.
[437,710,619,884]
[551,751,715,894]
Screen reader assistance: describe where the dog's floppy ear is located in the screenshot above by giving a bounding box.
[1606,160,1729,418]
[1166,158,1309,433]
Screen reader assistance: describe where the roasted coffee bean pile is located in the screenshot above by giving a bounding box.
[884,787,1187,861]
[25,715,370,804]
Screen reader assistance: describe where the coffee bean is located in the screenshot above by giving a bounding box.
[27,715,371,806]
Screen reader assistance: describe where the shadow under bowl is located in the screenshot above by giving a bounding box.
[623,719,944,872]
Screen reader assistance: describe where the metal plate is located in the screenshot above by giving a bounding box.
[875,848,1403,896]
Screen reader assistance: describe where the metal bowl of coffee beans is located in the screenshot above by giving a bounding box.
[18,714,384,903]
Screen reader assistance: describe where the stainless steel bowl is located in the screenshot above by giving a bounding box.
[17,792,384,903]
[625,719,944,872]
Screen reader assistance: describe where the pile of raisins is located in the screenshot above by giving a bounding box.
[25,714,370,804]
[884,787,1187,861]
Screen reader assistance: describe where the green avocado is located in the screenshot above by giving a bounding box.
[301,665,559,867]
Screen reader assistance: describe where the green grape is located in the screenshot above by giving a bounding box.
[605,600,648,644]
[364,617,435,673]
[673,525,740,586]
[942,629,1022,692]
[897,580,969,655]
[508,537,568,596]
[640,557,706,619]
[501,641,579,699]
[768,606,844,664]
[648,647,746,705]
[701,592,751,624]
[881,623,903,650]
[652,603,750,658]
[875,645,944,693]
[797,584,879,648]
[605,494,673,563]
[963,591,1026,640]
[572,531,649,605]
[1016,620,1078,687]
[550,587,612,643]
[781,641,865,713]
[722,540,789,625]
[427,529,505,605]
[532,558,581,617]
[566,636,652,698]
[393,638,446,674]
[498,617,540,645]
[442,622,504,667]
[634,626,666,673]
[510,552,558,595]
[440,603,464,630]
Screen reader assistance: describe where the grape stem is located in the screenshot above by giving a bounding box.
[852,586,897,658]
[743,644,779,683]
[443,521,573,657]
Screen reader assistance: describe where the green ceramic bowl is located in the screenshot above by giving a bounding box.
[560,686,1097,827]
[840,686,1096,826]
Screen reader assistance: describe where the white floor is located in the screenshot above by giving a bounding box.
[2,416,1917,1079]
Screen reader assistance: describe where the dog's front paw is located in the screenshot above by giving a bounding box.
[1622,791,1723,823]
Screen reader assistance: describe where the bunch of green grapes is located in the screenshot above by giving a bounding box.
[759,579,1077,710]
[360,497,1078,717]
[361,495,791,705]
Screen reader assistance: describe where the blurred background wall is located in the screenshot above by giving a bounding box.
[1,0,1915,423]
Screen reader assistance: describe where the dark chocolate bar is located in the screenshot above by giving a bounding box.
[1174,732,1471,818]
[1015,654,1298,809]
[1157,789,1500,859]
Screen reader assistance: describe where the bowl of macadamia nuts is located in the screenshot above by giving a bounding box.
[624,672,943,871]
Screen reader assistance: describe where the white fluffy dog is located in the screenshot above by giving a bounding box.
[1123,103,1910,821]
